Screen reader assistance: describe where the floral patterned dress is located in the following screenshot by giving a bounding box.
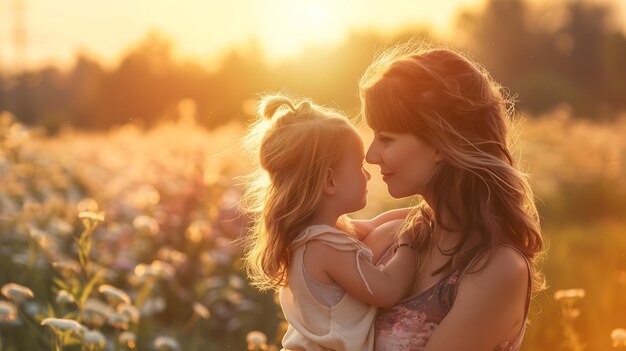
[374,245,531,351]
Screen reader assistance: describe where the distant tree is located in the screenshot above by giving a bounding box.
[2,0,625,132]
[100,30,178,128]
[456,0,626,118]
[204,42,271,127]
[67,55,105,130]
[559,0,626,117]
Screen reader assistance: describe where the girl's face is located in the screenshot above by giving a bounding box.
[333,133,371,213]
[366,130,442,198]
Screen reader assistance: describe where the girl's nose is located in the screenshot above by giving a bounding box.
[364,168,372,181]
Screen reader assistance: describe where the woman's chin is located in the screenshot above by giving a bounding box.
[387,186,414,199]
[388,190,406,199]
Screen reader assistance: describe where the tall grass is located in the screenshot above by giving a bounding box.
[0,107,624,350]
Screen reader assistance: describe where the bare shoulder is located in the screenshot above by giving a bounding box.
[424,247,530,349]
[459,246,529,300]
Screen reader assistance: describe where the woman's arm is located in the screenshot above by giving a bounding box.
[351,207,413,240]
[306,229,417,308]
[423,248,530,351]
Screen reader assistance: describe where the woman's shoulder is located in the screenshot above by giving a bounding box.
[444,246,531,346]
[457,245,530,304]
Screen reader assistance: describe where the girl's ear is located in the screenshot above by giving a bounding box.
[434,149,443,163]
[323,168,337,195]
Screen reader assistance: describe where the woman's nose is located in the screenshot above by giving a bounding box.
[364,168,372,181]
[365,143,381,164]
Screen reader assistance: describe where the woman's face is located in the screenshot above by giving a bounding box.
[366,130,442,198]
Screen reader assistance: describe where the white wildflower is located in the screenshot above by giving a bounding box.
[153,336,180,351]
[98,284,131,305]
[1,283,34,303]
[192,302,210,319]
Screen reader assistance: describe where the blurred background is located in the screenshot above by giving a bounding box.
[0,0,625,350]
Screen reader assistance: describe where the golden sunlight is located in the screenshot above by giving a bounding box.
[251,0,343,60]
[11,0,494,69]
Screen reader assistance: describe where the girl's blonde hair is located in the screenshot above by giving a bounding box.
[359,42,547,296]
[240,94,357,291]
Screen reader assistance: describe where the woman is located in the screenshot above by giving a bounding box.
[358,43,546,351]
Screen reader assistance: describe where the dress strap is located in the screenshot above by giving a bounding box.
[355,249,374,295]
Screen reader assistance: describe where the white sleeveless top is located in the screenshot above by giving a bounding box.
[279,224,378,351]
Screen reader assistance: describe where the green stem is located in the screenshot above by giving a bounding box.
[27,238,37,271]
[16,308,49,346]
[559,303,583,351]
[135,278,154,309]
[114,330,121,351]
[182,314,199,335]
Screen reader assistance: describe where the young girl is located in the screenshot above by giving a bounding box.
[241,94,418,351]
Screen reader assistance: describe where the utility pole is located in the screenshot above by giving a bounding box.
[13,0,26,75]
[0,0,6,112]
[11,0,27,118]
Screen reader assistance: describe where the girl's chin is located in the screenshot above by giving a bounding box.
[347,201,367,214]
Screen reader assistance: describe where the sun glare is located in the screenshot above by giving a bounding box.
[18,0,496,69]
[252,0,344,61]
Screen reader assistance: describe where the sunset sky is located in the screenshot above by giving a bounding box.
[0,0,624,71]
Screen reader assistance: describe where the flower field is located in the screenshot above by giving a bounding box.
[0,108,625,350]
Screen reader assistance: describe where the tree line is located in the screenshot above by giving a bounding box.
[0,0,625,133]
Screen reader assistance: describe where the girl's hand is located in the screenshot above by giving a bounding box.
[351,207,413,241]
[351,219,376,241]
[363,219,404,263]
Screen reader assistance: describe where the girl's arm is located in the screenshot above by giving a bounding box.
[305,228,417,308]
[351,207,413,240]
[423,248,530,351]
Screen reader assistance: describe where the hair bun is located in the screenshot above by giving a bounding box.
[296,101,312,113]
[260,96,297,121]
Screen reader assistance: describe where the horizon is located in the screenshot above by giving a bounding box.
[0,0,501,72]
[1,0,625,73]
